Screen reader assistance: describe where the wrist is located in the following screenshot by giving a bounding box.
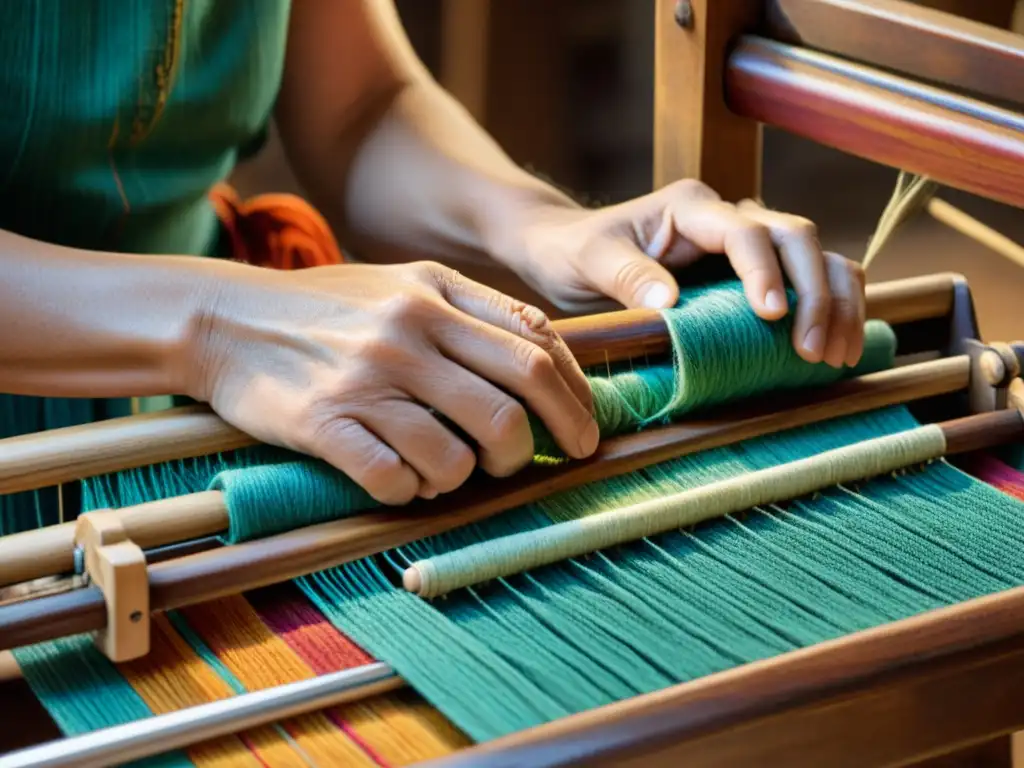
[472,178,583,272]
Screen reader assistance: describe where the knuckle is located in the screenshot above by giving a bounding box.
[798,293,832,324]
[613,254,656,295]
[434,444,476,493]
[381,289,438,326]
[848,260,866,286]
[488,398,529,446]
[782,216,818,241]
[735,220,771,242]
[406,259,448,283]
[514,340,557,385]
[351,334,411,370]
[668,178,715,200]
[361,451,411,501]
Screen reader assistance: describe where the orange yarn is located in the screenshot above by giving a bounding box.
[209,184,345,270]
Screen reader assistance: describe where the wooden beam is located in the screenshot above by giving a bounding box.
[764,0,1024,107]
[430,589,1024,767]
[726,37,1024,210]
[440,0,492,121]
[652,0,762,199]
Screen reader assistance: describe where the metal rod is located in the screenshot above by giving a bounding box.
[0,662,402,768]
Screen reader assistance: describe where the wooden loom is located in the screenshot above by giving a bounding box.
[1,0,1024,766]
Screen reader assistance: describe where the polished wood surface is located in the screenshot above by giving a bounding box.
[764,0,1024,107]
[430,581,1024,767]
[725,37,1024,210]
[653,0,762,197]
[0,355,975,650]
[0,274,959,499]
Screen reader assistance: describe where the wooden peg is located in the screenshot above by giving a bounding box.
[74,511,149,662]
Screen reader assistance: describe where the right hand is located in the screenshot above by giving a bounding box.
[185,260,599,505]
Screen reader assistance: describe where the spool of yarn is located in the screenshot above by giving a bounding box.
[403,424,948,597]
[81,281,898,543]
[531,283,896,457]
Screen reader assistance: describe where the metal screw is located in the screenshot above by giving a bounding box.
[674,0,694,29]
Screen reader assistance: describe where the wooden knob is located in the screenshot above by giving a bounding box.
[979,349,1007,386]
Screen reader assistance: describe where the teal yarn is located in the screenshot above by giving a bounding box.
[210,459,377,543]
[531,282,896,457]
[13,277,1024,750]
[83,446,380,545]
[13,637,193,767]
[297,406,1024,742]
[75,279,898,543]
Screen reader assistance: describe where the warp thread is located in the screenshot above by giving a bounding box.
[80,280,897,544]
[297,406,1024,742]
[406,424,949,597]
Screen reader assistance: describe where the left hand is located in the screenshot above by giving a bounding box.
[510,179,866,369]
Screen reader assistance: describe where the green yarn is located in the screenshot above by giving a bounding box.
[13,278,1024,751]
[530,283,896,456]
[298,406,1024,742]
[210,459,377,544]
[78,280,897,544]
[407,423,950,597]
[13,637,193,767]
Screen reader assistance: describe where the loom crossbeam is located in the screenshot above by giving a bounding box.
[6,0,1024,762]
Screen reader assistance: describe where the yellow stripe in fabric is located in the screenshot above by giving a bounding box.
[180,597,377,767]
[117,614,267,767]
[339,692,471,765]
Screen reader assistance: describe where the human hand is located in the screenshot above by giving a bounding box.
[185,260,598,504]
[507,180,866,368]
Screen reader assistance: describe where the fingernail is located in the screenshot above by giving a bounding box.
[764,289,786,314]
[827,338,848,369]
[639,283,672,309]
[578,419,600,457]
[418,482,439,500]
[803,326,826,359]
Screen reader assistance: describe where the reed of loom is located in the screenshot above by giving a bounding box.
[4,1,1024,766]
[3,270,1024,768]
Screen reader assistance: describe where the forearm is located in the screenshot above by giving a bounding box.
[275,0,578,269]
[0,230,217,398]
[337,79,576,265]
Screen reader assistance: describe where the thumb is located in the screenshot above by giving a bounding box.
[585,238,680,309]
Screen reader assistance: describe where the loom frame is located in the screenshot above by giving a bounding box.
[4,0,1024,764]
[1,272,1022,767]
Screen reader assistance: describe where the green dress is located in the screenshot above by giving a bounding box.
[0,0,292,533]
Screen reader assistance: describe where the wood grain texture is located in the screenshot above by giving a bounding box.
[725,37,1024,209]
[0,355,973,650]
[764,0,1024,107]
[653,0,762,197]
[0,274,958,497]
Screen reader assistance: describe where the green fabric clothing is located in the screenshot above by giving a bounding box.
[0,0,293,533]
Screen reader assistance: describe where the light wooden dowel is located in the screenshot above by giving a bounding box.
[0,355,971,589]
[0,492,227,588]
[0,275,959,499]
[0,355,974,650]
[927,198,1024,270]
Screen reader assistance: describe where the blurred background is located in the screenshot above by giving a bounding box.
[232,0,1024,341]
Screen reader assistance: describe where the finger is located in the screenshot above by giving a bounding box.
[666,201,788,320]
[403,352,537,477]
[574,235,680,310]
[735,200,832,363]
[362,401,477,495]
[431,268,595,415]
[823,253,866,368]
[635,180,721,266]
[430,304,599,459]
[304,416,420,505]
